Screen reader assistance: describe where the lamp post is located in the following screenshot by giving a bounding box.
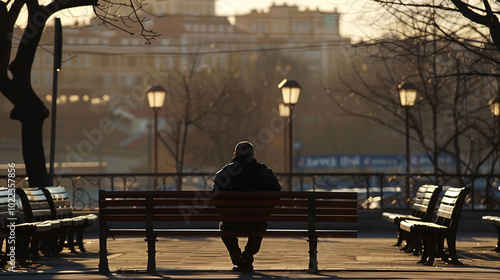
[278,103,290,174]
[279,79,301,190]
[146,85,166,190]
[398,82,417,208]
[490,97,500,172]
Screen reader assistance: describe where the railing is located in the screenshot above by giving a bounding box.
[1,172,499,211]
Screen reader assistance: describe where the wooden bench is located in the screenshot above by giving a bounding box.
[481,215,500,252]
[382,185,442,248]
[98,190,358,275]
[400,187,470,266]
[41,186,97,253]
[0,187,49,267]
[15,187,65,258]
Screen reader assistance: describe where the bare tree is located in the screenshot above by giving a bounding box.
[325,2,498,207]
[0,0,158,186]
[158,53,241,189]
[449,0,500,53]
[371,0,500,65]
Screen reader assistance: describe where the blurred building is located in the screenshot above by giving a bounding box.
[2,0,356,174]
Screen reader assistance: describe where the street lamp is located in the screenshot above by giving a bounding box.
[490,97,500,175]
[146,85,166,190]
[279,79,301,190]
[490,97,500,117]
[398,82,417,208]
[278,103,290,174]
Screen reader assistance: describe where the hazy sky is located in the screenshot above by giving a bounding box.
[216,0,383,40]
[216,0,341,14]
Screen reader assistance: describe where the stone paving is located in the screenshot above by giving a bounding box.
[2,230,500,279]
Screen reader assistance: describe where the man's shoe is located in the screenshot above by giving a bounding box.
[230,256,253,273]
[241,253,254,271]
[238,255,254,273]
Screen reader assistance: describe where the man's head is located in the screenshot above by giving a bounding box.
[234,141,255,159]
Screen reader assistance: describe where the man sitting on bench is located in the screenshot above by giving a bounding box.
[212,141,282,273]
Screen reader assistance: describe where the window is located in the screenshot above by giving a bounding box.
[121,75,136,87]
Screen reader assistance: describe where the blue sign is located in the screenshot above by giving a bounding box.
[295,154,454,170]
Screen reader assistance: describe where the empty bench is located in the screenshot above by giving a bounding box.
[41,186,97,253]
[1,187,43,267]
[382,185,442,248]
[481,215,500,252]
[98,190,358,275]
[15,187,97,257]
[400,187,470,266]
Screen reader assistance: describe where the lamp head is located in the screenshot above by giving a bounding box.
[398,82,417,107]
[146,85,166,109]
[279,79,301,105]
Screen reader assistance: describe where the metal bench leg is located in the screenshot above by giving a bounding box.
[444,234,463,266]
[14,233,30,266]
[423,232,436,266]
[67,226,78,253]
[307,237,318,273]
[76,222,92,253]
[395,228,405,247]
[56,227,68,254]
[403,231,419,254]
[146,234,158,274]
[417,232,428,264]
[494,225,500,252]
[98,223,110,275]
[31,232,44,260]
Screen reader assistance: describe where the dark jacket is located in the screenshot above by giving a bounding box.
[212,156,281,233]
[212,157,281,192]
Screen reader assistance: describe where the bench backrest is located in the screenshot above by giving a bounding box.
[411,185,442,221]
[15,187,53,223]
[99,190,357,231]
[434,187,470,230]
[41,186,74,219]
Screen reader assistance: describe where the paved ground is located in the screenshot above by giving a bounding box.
[2,230,500,279]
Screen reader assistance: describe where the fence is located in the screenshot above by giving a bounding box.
[1,172,499,211]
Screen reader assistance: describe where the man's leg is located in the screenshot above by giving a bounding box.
[221,235,241,265]
[242,235,263,268]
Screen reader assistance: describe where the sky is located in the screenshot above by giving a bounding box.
[214,0,384,40]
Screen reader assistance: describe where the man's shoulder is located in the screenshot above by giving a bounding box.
[256,163,275,175]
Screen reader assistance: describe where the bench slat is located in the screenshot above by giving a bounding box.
[99,190,357,200]
[107,228,357,238]
[100,199,357,208]
[101,214,356,223]
[100,207,357,216]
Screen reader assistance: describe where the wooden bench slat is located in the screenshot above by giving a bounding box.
[101,214,357,223]
[107,228,357,238]
[99,190,357,199]
[100,199,357,208]
[100,207,357,216]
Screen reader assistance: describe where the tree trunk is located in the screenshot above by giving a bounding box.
[0,0,98,187]
[12,102,50,187]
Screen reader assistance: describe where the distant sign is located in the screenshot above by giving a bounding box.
[295,154,454,170]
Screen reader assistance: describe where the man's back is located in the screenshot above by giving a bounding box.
[213,156,281,192]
